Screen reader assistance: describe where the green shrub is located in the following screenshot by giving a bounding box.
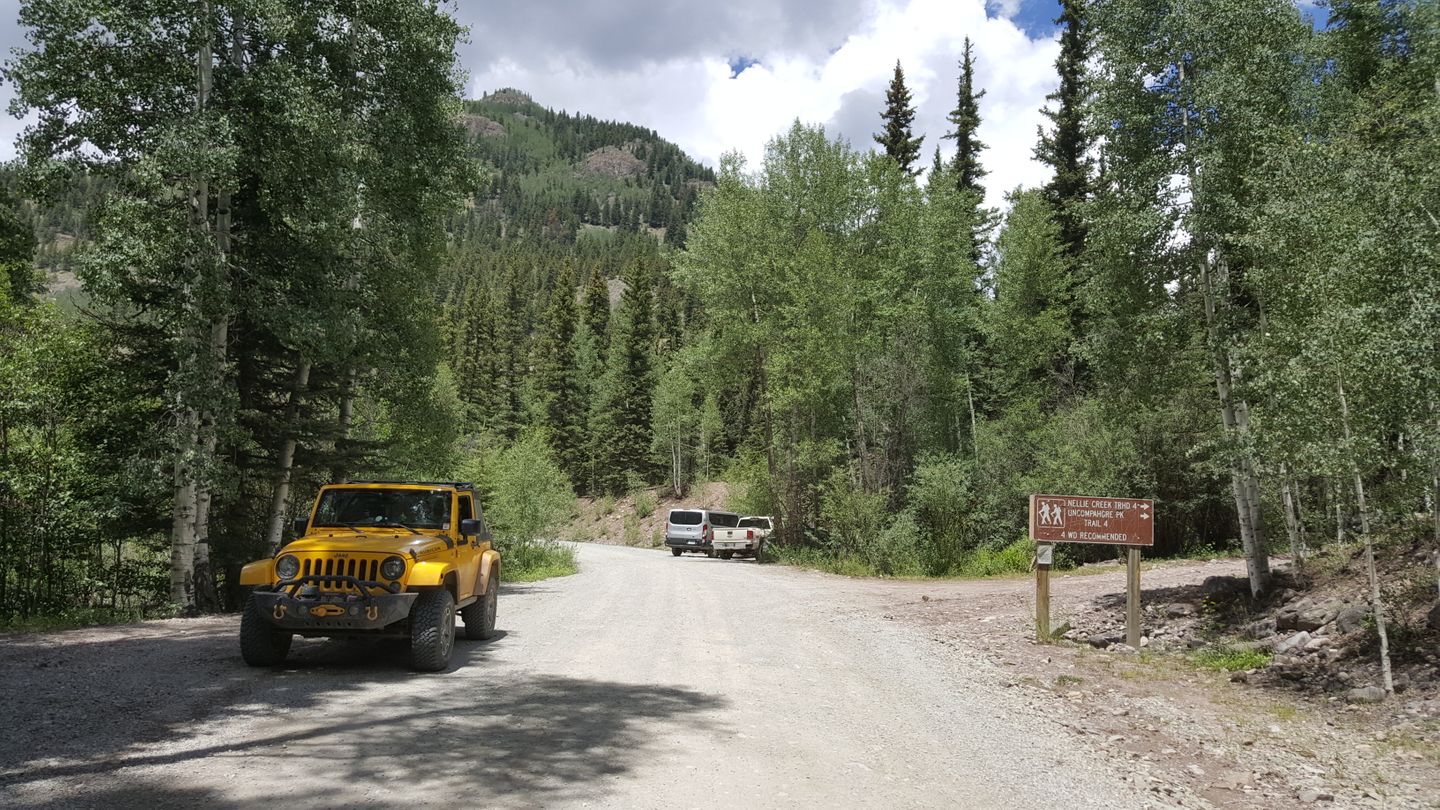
[466,431,575,543]
[955,537,1033,577]
[726,449,777,517]
[907,453,1013,575]
[1193,645,1271,672]
[634,489,657,519]
[819,467,889,560]
[498,538,578,582]
[622,514,643,546]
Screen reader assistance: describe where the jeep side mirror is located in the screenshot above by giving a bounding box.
[292,517,308,537]
[459,518,480,538]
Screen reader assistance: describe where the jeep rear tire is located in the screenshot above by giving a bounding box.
[461,570,498,640]
[409,589,456,672]
[720,551,734,560]
[240,595,293,667]
[671,548,682,557]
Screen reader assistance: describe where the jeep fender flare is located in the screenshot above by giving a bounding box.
[478,549,501,594]
[239,558,275,586]
[407,561,455,593]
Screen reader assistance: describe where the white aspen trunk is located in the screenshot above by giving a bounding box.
[1200,256,1269,596]
[1333,478,1345,542]
[1280,464,1304,572]
[1338,379,1393,695]
[170,5,216,610]
[190,316,226,612]
[190,7,240,612]
[264,361,312,553]
[169,408,199,606]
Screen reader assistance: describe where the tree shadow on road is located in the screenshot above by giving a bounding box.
[1,625,727,808]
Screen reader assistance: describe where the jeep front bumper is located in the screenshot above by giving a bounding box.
[250,588,418,631]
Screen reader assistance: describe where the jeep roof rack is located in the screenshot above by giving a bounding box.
[343,480,475,490]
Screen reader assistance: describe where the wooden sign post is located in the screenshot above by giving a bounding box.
[1029,494,1155,647]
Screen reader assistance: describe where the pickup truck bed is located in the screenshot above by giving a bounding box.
[712,517,772,560]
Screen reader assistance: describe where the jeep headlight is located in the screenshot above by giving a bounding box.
[380,556,406,581]
[275,554,300,580]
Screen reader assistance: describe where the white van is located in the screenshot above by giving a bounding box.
[664,508,740,557]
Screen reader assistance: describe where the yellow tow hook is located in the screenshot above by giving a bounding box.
[366,605,379,621]
[273,603,288,620]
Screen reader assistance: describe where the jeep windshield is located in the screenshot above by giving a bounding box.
[313,489,451,531]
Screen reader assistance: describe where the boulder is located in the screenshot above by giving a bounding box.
[1334,605,1369,635]
[1245,617,1278,639]
[1428,602,1440,632]
[1275,631,1311,654]
[1345,685,1387,704]
[1202,575,1246,599]
[1278,599,1342,632]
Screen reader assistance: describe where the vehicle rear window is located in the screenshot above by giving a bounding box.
[710,512,740,528]
[739,518,770,529]
[669,510,703,525]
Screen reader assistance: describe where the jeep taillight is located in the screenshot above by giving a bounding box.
[747,529,754,540]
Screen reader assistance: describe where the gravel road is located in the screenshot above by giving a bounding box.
[0,544,1158,809]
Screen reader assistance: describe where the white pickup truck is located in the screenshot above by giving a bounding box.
[712,516,773,560]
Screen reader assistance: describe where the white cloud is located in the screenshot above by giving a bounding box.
[468,0,1063,207]
[0,0,1066,206]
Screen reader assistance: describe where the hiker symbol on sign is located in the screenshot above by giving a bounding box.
[1037,499,1065,528]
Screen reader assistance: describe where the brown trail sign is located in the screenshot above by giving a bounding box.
[1029,494,1155,647]
[1029,494,1154,546]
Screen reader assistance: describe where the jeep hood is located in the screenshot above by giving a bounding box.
[282,532,451,557]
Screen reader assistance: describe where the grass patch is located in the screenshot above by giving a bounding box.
[768,545,882,577]
[1193,645,1272,672]
[771,538,1035,580]
[0,606,176,634]
[498,539,579,583]
[1054,674,1084,687]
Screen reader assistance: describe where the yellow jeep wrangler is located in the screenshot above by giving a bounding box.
[237,481,500,672]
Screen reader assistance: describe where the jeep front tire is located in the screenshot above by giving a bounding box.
[461,570,498,640]
[240,594,293,667]
[409,589,456,672]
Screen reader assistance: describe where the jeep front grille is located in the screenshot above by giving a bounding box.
[301,557,383,592]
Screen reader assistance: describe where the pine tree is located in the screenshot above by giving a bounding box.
[942,37,995,264]
[1034,0,1093,263]
[0,189,38,303]
[874,60,925,176]
[592,261,656,493]
[583,266,611,364]
[943,38,988,198]
[534,263,585,485]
